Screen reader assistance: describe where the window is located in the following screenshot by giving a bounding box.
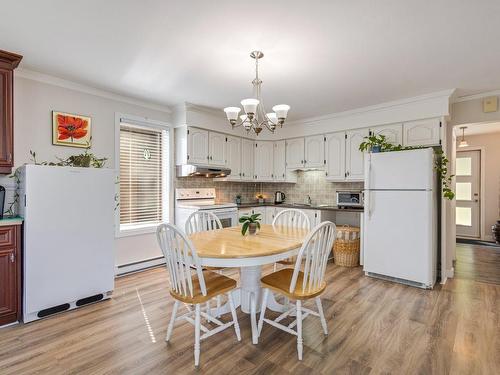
[119,119,169,233]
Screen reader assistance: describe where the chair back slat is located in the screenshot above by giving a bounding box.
[290,221,336,294]
[156,223,207,297]
[185,211,223,235]
[273,208,311,230]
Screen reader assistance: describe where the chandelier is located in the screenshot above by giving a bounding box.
[223,51,290,135]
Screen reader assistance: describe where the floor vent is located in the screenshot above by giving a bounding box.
[76,294,104,307]
[37,303,70,318]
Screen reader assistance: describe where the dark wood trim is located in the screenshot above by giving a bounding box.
[0,50,23,70]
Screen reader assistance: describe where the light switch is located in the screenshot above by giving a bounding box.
[482,96,498,113]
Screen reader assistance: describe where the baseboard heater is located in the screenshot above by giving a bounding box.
[116,256,166,276]
[24,291,113,323]
[366,272,433,289]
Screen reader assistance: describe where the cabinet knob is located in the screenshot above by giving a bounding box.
[10,253,14,263]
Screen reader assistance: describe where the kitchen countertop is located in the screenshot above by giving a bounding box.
[236,202,364,213]
[0,216,24,226]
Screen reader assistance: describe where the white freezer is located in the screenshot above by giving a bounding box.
[19,165,116,322]
[365,148,434,191]
[363,190,436,287]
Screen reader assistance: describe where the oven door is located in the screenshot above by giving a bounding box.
[207,208,238,228]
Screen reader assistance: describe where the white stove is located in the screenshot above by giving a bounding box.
[175,188,238,230]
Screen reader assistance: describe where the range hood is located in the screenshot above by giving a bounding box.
[176,165,231,178]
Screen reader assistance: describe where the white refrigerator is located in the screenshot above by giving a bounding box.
[363,148,438,289]
[19,165,116,322]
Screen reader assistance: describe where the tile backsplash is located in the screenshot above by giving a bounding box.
[175,170,363,205]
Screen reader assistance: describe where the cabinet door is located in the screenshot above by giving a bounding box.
[371,123,403,145]
[208,131,226,166]
[252,207,266,222]
[265,207,276,225]
[286,138,305,169]
[304,135,325,168]
[302,209,319,227]
[241,139,255,181]
[0,248,17,325]
[346,129,369,181]
[187,128,209,164]
[0,69,14,173]
[254,141,274,180]
[325,132,346,181]
[225,135,241,180]
[273,140,286,181]
[238,208,253,222]
[403,118,441,147]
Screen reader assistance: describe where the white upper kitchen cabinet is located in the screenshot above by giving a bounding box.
[403,118,441,147]
[186,127,209,165]
[304,135,325,168]
[208,131,226,166]
[225,135,241,180]
[273,140,286,181]
[346,128,369,181]
[286,138,305,169]
[325,132,346,181]
[241,138,255,181]
[254,141,274,181]
[371,123,403,145]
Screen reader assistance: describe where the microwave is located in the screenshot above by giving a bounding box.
[336,191,363,208]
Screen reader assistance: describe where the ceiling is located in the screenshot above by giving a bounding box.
[456,122,500,136]
[1,0,500,120]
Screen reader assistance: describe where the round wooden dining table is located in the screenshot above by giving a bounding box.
[188,223,308,344]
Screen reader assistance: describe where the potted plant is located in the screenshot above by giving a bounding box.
[257,194,265,204]
[235,194,242,205]
[358,134,393,153]
[240,213,261,235]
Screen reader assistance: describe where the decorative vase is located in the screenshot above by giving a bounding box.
[235,197,241,205]
[248,223,258,235]
[492,220,500,244]
[258,198,264,204]
[371,145,382,153]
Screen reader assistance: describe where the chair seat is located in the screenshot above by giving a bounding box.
[261,268,326,300]
[170,270,237,304]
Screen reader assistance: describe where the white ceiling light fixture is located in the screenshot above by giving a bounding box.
[223,51,290,135]
[458,126,469,147]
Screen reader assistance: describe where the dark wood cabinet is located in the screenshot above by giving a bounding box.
[0,50,22,175]
[0,224,22,326]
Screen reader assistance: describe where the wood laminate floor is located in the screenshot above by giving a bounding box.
[0,263,499,375]
[455,243,500,285]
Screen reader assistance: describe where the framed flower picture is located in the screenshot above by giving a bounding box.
[52,111,92,148]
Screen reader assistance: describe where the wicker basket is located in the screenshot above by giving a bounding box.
[333,225,360,267]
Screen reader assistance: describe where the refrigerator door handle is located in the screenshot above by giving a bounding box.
[368,190,373,219]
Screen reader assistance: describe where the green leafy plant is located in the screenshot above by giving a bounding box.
[239,213,261,235]
[358,134,393,153]
[4,169,21,216]
[29,147,107,168]
[435,148,455,200]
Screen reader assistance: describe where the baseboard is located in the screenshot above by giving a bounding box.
[446,267,454,279]
[483,234,494,242]
[115,256,165,276]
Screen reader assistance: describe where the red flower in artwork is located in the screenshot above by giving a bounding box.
[57,115,88,141]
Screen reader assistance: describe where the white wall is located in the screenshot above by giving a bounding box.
[0,74,172,269]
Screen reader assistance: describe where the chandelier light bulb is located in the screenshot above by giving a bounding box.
[272,104,290,119]
[266,112,278,125]
[224,107,240,120]
[241,98,259,115]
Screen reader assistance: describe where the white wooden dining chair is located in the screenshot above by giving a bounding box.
[156,223,241,367]
[272,209,311,272]
[257,221,336,360]
[185,211,226,318]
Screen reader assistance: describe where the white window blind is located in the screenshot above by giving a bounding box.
[120,123,166,229]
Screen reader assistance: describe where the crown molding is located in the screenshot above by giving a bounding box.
[15,68,172,114]
[286,89,455,126]
[184,102,224,117]
[452,89,500,103]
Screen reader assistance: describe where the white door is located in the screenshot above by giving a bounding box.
[304,135,325,168]
[456,150,481,238]
[371,123,403,145]
[346,129,369,181]
[325,132,346,181]
[286,138,305,169]
[187,128,209,164]
[255,141,274,181]
[241,138,255,181]
[403,118,441,147]
[225,135,241,180]
[208,131,226,166]
[273,140,286,181]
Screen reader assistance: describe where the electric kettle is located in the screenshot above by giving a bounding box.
[274,191,286,204]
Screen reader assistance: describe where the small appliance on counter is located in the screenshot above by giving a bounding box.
[336,190,363,208]
[0,186,5,220]
[274,191,286,204]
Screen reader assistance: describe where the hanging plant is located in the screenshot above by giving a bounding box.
[359,135,455,200]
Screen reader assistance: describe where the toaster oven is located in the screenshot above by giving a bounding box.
[336,191,363,208]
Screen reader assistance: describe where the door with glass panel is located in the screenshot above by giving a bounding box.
[456,150,480,238]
